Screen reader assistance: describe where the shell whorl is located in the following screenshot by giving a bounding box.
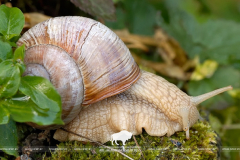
[17,16,140,126]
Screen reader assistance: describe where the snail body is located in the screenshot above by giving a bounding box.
[54,70,231,142]
[17,16,232,142]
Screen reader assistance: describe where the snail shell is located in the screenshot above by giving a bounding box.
[17,16,140,127]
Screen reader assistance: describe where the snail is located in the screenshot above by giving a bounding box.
[17,16,232,143]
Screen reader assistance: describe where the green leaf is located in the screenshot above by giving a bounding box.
[158,0,240,65]
[180,0,240,23]
[0,40,12,61]
[9,35,21,44]
[0,156,7,160]
[13,44,25,61]
[105,7,126,29]
[211,66,240,88]
[193,20,240,64]
[106,0,157,35]
[0,5,24,40]
[19,76,62,111]
[13,45,26,74]
[2,97,63,125]
[0,104,10,124]
[123,0,157,35]
[0,60,21,98]
[0,118,18,157]
[15,62,26,75]
[70,0,116,21]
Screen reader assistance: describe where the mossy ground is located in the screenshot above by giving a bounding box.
[46,121,219,160]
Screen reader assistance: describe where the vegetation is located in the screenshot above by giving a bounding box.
[0,4,63,157]
[50,121,219,160]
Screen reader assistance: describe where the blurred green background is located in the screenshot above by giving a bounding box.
[2,0,240,159]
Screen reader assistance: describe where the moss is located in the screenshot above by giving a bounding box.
[47,121,219,160]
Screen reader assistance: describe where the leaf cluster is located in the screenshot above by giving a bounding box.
[0,4,63,157]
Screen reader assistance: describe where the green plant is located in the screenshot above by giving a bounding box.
[0,4,63,157]
[50,121,218,160]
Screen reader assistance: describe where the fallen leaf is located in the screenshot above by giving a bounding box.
[24,13,51,28]
[132,53,188,80]
[191,60,218,80]
[70,0,116,21]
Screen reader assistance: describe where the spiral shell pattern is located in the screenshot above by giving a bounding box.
[17,16,140,126]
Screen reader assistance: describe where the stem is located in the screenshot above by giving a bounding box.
[59,128,134,160]
[133,135,145,160]
[223,124,240,130]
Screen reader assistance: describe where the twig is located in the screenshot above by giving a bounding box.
[133,135,145,160]
[223,124,240,130]
[59,128,134,160]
